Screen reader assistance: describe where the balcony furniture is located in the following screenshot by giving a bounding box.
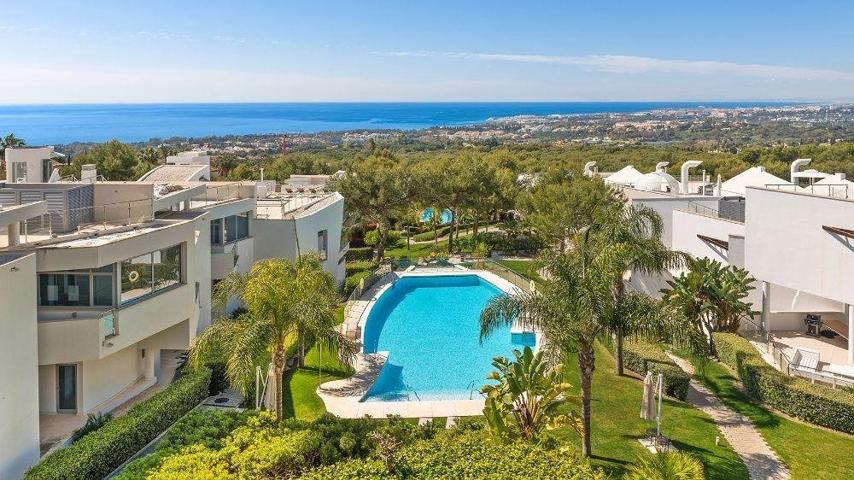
[821,318,849,342]
[804,314,822,337]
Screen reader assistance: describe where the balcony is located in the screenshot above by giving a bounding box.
[38,284,193,364]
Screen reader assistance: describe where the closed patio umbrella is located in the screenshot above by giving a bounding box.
[641,371,656,420]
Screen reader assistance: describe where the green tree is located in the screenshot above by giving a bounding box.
[589,203,687,375]
[332,153,414,259]
[189,255,357,420]
[518,174,618,250]
[481,346,578,442]
[66,140,140,180]
[661,257,757,355]
[480,250,613,458]
[0,133,26,173]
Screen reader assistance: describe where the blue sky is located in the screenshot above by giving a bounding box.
[2,0,854,103]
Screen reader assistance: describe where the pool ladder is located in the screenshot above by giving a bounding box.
[407,389,421,401]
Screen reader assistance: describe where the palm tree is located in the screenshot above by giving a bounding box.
[0,133,26,168]
[590,203,687,375]
[481,250,612,457]
[189,254,357,420]
[661,257,757,355]
[481,346,578,442]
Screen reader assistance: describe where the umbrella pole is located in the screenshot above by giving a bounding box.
[656,373,663,438]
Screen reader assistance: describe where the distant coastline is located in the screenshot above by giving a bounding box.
[0,101,799,146]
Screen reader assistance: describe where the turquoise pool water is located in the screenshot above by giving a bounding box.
[361,274,533,402]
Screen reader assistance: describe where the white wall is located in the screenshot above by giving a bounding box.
[672,209,745,266]
[746,187,854,305]
[0,254,41,479]
[79,344,140,413]
[4,147,54,183]
[627,193,719,248]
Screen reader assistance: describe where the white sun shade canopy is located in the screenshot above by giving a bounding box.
[720,166,791,196]
[604,165,644,186]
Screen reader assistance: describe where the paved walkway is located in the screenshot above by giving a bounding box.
[667,354,790,480]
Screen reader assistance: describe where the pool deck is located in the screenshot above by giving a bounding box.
[321,267,524,418]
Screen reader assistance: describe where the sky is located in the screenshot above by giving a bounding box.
[2,0,854,103]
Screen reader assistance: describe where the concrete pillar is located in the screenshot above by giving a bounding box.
[141,348,161,380]
[848,305,854,365]
[7,222,19,247]
[760,281,771,332]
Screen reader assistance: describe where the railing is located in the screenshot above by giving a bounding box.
[741,318,854,388]
[343,263,393,336]
[101,309,117,343]
[14,199,156,244]
[469,259,536,294]
[764,183,852,199]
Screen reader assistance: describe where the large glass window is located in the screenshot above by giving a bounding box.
[39,273,91,306]
[211,218,223,245]
[120,245,183,305]
[152,245,181,291]
[121,254,153,304]
[222,213,250,244]
[318,230,328,261]
[93,275,114,306]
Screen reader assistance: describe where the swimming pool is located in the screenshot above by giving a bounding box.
[361,274,534,402]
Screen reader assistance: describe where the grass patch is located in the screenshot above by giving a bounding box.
[686,354,854,480]
[552,343,748,480]
[495,258,542,283]
[282,342,353,421]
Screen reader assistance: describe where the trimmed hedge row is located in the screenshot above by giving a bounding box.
[713,332,854,434]
[26,368,211,479]
[411,225,452,242]
[345,247,374,262]
[621,340,690,401]
[344,270,372,296]
[345,260,379,276]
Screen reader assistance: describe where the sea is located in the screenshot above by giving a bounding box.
[0,102,789,146]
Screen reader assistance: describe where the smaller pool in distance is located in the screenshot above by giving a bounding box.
[361,274,532,402]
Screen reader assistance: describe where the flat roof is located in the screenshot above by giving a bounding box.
[255,192,340,220]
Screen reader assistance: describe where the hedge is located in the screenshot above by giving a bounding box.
[621,340,690,401]
[713,332,854,434]
[345,260,379,276]
[345,247,374,262]
[344,270,373,296]
[26,368,211,480]
[411,226,451,242]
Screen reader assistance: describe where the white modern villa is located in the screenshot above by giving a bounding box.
[0,148,347,479]
[592,159,854,388]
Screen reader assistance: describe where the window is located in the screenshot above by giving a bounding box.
[121,254,153,304]
[11,162,27,182]
[210,218,223,245]
[39,273,91,306]
[152,245,181,291]
[318,230,328,261]
[120,245,183,305]
[223,213,250,243]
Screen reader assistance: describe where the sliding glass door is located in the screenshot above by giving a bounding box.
[57,364,77,412]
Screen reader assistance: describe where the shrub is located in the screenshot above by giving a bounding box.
[132,412,385,479]
[621,340,690,401]
[345,247,374,262]
[303,429,605,479]
[70,412,113,443]
[714,332,854,433]
[26,368,211,480]
[116,409,254,479]
[625,451,704,480]
[411,225,451,242]
[364,229,401,248]
[345,260,378,276]
[344,270,372,295]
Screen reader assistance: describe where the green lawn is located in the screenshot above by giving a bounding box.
[686,355,854,480]
[553,343,748,480]
[495,258,542,283]
[282,341,353,421]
